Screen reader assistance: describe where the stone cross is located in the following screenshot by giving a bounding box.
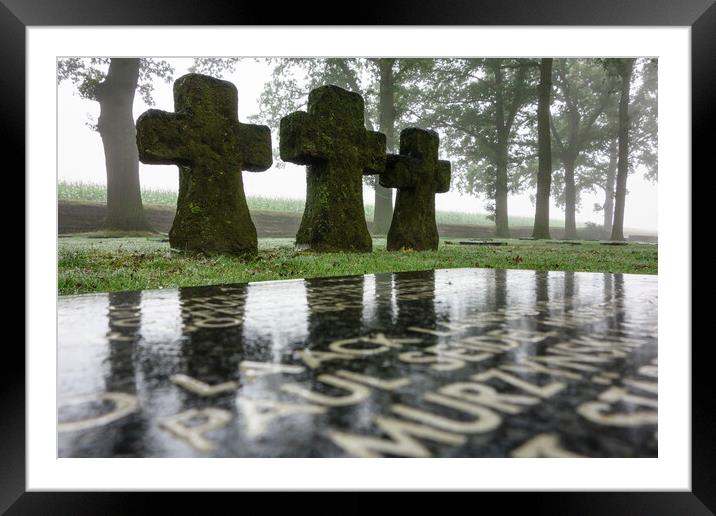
[279,85,386,252]
[136,73,272,256]
[380,128,451,251]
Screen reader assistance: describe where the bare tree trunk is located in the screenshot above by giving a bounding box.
[493,61,510,238]
[610,58,635,241]
[495,146,510,238]
[373,58,396,235]
[603,139,618,234]
[97,58,151,232]
[563,156,578,239]
[533,58,553,239]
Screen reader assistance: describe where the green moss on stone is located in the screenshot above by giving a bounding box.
[380,128,452,251]
[279,85,386,253]
[136,73,272,256]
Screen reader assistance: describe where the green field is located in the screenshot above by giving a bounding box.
[58,180,574,228]
[58,236,657,296]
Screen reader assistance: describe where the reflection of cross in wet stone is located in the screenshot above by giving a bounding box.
[136,73,272,256]
[380,128,451,251]
[280,85,386,252]
[179,285,248,382]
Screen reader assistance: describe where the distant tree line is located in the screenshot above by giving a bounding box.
[58,57,656,241]
[253,57,657,240]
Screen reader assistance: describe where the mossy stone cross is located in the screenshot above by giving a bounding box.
[136,73,272,256]
[380,128,451,251]
[280,85,386,252]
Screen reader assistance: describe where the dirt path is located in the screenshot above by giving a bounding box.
[59,200,304,238]
[58,200,655,241]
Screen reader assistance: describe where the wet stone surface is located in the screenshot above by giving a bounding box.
[58,268,657,458]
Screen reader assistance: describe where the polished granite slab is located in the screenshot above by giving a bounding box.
[58,268,658,458]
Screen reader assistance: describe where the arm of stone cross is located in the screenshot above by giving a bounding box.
[435,160,452,193]
[362,131,387,175]
[379,154,419,189]
[136,109,191,166]
[279,111,321,165]
[237,122,273,172]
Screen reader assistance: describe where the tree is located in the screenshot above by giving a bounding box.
[549,59,616,239]
[627,58,658,185]
[57,57,238,233]
[490,59,533,237]
[96,59,147,231]
[411,58,536,238]
[58,58,173,232]
[592,135,619,234]
[570,58,657,237]
[532,58,553,239]
[581,57,656,239]
[374,58,397,234]
[610,58,637,241]
[577,96,620,236]
[254,58,432,234]
[188,58,239,77]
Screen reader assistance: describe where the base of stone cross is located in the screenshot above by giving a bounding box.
[386,230,440,252]
[58,267,658,458]
[168,219,259,257]
[293,239,373,253]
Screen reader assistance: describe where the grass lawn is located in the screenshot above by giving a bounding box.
[58,235,657,296]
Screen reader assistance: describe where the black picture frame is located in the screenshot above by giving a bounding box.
[9,0,710,512]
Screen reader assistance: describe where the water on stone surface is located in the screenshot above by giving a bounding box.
[58,268,657,458]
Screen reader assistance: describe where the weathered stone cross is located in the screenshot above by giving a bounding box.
[380,128,451,251]
[136,73,272,256]
[280,85,386,252]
